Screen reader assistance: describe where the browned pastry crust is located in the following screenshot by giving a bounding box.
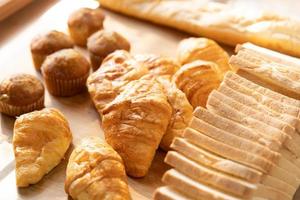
[102,78,172,177]
[65,137,131,200]
[30,30,74,70]
[41,49,90,97]
[68,8,105,46]
[0,74,44,116]
[87,50,149,115]
[177,37,232,75]
[172,60,222,108]
[87,30,130,71]
[13,108,72,187]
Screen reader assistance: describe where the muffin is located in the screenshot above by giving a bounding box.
[68,8,105,46]
[30,30,74,71]
[41,49,90,97]
[0,74,45,117]
[87,30,130,71]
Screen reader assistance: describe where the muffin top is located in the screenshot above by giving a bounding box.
[0,74,44,106]
[30,30,74,54]
[87,30,130,56]
[41,49,90,80]
[68,8,105,31]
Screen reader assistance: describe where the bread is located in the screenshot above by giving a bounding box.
[87,50,149,115]
[177,37,232,75]
[230,44,300,99]
[41,49,90,97]
[0,74,44,116]
[87,30,130,71]
[99,0,300,57]
[156,77,193,151]
[102,78,172,177]
[68,8,105,46]
[30,30,74,71]
[172,60,222,108]
[65,137,131,200]
[13,108,72,187]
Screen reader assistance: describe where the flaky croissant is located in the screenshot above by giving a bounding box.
[173,60,222,108]
[65,137,131,200]
[102,78,172,177]
[87,50,149,114]
[13,108,72,187]
[177,37,232,75]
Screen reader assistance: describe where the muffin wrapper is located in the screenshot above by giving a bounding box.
[44,73,89,97]
[0,96,45,117]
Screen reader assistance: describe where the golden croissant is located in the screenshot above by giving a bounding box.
[65,137,131,200]
[13,108,72,187]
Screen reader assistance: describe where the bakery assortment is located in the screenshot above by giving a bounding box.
[13,108,72,187]
[30,30,74,70]
[65,137,131,200]
[154,45,300,200]
[68,8,105,46]
[41,49,90,97]
[0,74,44,116]
[99,0,300,57]
[87,30,131,71]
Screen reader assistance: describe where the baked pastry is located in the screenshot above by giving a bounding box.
[172,60,222,108]
[102,78,172,177]
[177,37,232,75]
[87,50,148,115]
[65,137,131,200]
[30,30,74,71]
[87,30,130,71]
[41,49,90,97]
[0,74,44,116]
[99,0,300,57]
[13,108,72,187]
[156,77,193,151]
[68,8,105,46]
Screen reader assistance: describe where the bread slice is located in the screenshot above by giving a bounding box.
[229,55,300,99]
[189,116,277,161]
[162,169,243,200]
[99,0,300,57]
[165,151,256,197]
[254,184,293,200]
[154,186,192,200]
[193,107,280,151]
[184,128,273,173]
[261,175,295,198]
[224,71,300,108]
[171,138,262,183]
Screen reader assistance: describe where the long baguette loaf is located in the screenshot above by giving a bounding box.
[99,0,300,57]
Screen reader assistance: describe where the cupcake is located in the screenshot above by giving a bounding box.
[0,74,45,117]
[68,8,105,46]
[30,30,74,71]
[87,30,130,71]
[41,49,90,97]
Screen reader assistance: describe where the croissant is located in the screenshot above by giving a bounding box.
[177,37,232,75]
[157,77,193,151]
[13,108,72,187]
[172,60,222,108]
[87,50,149,115]
[102,78,172,177]
[65,137,131,200]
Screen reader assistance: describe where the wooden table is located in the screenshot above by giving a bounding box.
[0,0,299,199]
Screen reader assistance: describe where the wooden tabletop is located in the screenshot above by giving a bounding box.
[0,0,299,199]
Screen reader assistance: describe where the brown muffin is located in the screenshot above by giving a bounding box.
[41,49,90,97]
[0,74,45,117]
[87,30,130,71]
[68,8,105,46]
[30,30,74,71]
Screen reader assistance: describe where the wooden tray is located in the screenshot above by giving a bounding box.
[0,0,299,199]
[0,0,32,21]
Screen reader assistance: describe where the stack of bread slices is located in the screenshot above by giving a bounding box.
[154,44,300,200]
